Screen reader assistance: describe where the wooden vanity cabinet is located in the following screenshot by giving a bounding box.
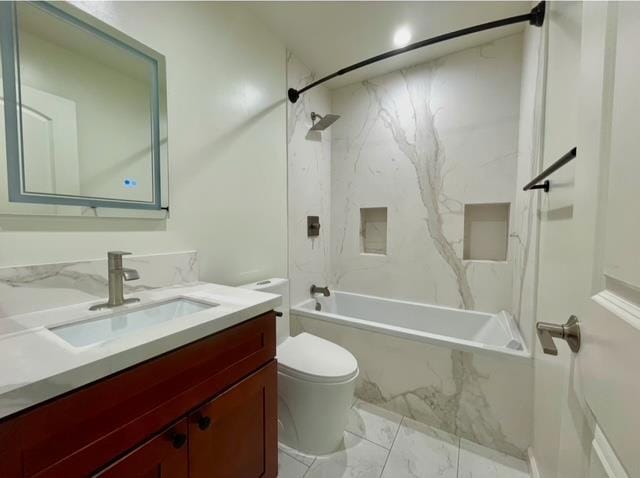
[0,312,277,478]
[94,419,189,478]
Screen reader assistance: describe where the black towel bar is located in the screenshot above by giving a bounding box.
[523,147,577,192]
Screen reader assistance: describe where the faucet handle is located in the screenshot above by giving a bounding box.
[123,268,140,281]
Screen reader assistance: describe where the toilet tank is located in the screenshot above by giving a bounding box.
[240,278,289,345]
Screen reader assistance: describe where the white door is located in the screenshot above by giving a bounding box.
[532,2,637,477]
[574,2,640,476]
[20,85,81,197]
[0,83,80,214]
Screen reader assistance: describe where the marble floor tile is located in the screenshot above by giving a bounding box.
[458,439,530,478]
[279,442,316,467]
[280,406,532,478]
[381,417,459,478]
[278,450,309,478]
[305,431,389,478]
[346,399,403,449]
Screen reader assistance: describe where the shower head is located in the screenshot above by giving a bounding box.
[310,112,340,131]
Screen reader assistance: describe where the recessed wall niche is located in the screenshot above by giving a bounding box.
[360,207,387,254]
[463,203,510,261]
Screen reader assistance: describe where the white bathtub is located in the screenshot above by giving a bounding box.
[289,290,533,458]
[292,291,529,359]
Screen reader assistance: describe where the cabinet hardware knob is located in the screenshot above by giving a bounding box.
[170,431,187,449]
[198,416,212,430]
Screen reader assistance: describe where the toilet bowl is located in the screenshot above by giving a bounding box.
[241,279,359,455]
[277,332,358,454]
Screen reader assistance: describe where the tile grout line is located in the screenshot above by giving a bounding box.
[301,457,315,478]
[378,414,405,478]
[345,401,403,451]
[345,427,395,452]
[298,429,391,478]
[280,446,314,468]
[456,436,462,478]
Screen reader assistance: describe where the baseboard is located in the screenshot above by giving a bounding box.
[528,447,541,478]
[592,425,629,478]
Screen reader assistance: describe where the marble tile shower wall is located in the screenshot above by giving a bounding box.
[287,53,333,306]
[283,35,539,460]
[0,251,198,318]
[329,34,524,315]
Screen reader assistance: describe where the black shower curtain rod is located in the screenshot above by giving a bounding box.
[288,1,545,103]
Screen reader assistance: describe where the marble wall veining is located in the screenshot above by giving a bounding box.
[329,34,523,315]
[291,313,533,459]
[286,33,537,462]
[287,53,332,306]
[0,251,198,318]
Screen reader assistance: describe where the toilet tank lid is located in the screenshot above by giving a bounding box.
[277,333,358,381]
[239,278,288,294]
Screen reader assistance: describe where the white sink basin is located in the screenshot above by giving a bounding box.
[49,298,218,347]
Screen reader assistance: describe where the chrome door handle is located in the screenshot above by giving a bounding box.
[536,315,581,355]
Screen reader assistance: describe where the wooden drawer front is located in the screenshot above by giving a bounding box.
[0,312,275,477]
[94,419,188,478]
[189,361,277,478]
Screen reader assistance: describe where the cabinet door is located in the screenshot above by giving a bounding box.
[94,419,188,478]
[189,361,277,478]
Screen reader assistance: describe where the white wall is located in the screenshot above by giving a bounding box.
[0,1,288,286]
[287,53,332,305]
[329,35,523,314]
[511,21,545,350]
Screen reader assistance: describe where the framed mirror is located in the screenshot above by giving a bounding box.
[0,1,168,216]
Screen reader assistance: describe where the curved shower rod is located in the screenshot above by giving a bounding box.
[288,1,545,103]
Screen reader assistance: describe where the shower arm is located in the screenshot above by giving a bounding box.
[288,1,545,103]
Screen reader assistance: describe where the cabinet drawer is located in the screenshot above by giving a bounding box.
[94,419,188,478]
[0,312,275,477]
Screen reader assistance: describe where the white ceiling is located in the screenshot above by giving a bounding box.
[249,1,530,89]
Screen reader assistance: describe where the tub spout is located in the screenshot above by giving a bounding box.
[310,284,330,297]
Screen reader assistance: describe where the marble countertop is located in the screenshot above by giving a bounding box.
[0,282,281,420]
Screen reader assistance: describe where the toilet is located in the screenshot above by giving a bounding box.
[241,278,358,455]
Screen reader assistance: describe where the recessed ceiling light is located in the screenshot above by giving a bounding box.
[393,27,412,48]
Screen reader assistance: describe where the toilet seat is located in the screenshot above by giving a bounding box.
[277,333,359,384]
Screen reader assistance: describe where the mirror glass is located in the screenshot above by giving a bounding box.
[0,2,167,214]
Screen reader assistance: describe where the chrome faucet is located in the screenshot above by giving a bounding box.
[89,251,140,311]
[310,284,330,297]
